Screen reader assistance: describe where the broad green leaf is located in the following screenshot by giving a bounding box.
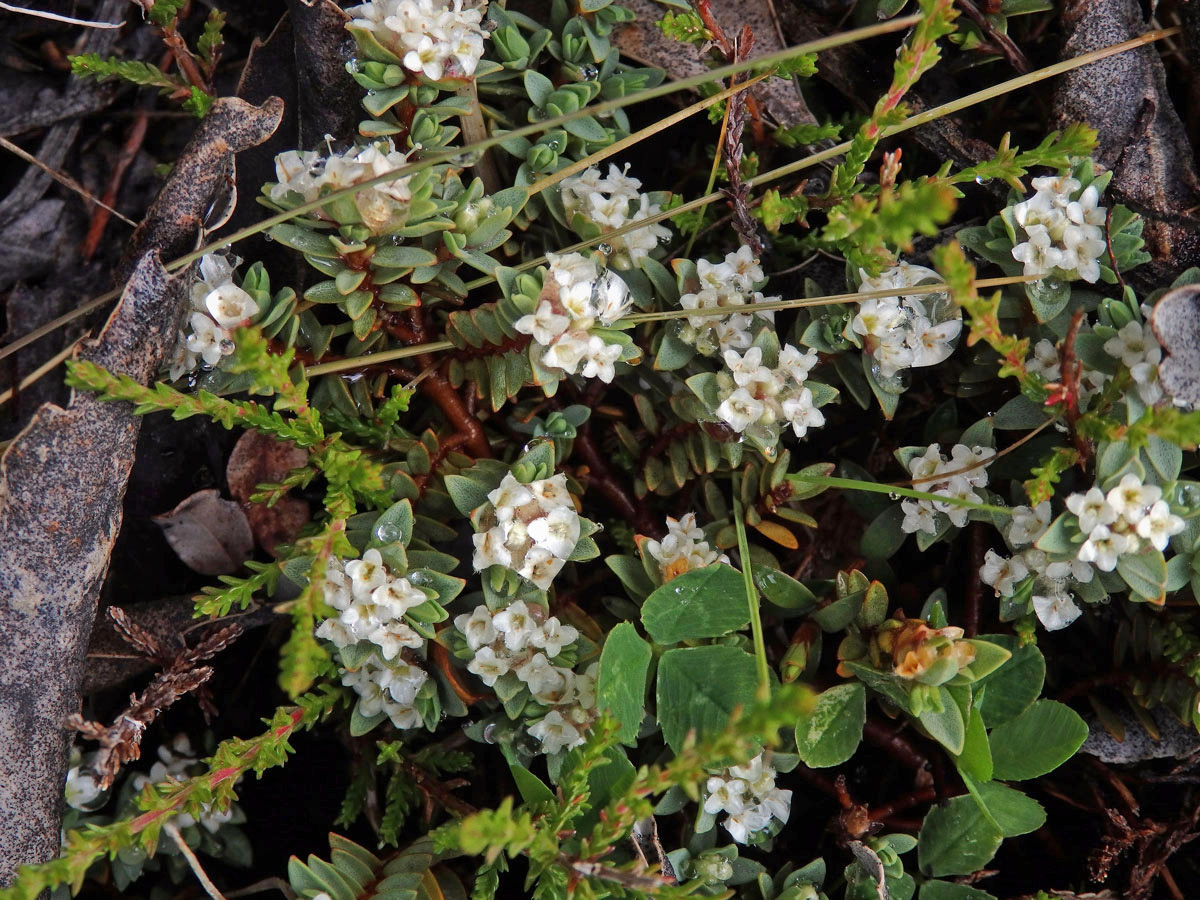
[443,474,491,515]
[596,623,651,745]
[959,639,1011,681]
[371,499,413,547]
[506,760,555,806]
[640,564,750,643]
[971,782,1046,836]
[917,794,1003,876]
[860,505,908,560]
[989,700,1088,780]
[795,682,865,767]
[975,634,1044,728]
[656,646,759,753]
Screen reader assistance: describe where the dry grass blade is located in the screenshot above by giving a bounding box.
[0,2,122,27]
[0,137,137,227]
[0,340,81,408]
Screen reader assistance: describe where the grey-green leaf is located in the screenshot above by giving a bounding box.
[640,563,750,644]
[794,682,865,767]
[656,646,759,753]
[988,700,1088,780]
[596,623,652,745]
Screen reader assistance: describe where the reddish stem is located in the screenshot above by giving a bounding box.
[573,429,661,538]
[862,718,929,771]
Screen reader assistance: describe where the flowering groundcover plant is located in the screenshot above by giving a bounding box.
[8,1,1200,900]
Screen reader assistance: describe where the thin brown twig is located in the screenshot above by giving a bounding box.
[165,822,228,900]
[82,103,151,260]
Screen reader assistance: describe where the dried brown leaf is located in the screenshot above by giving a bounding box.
[153,488,255,575]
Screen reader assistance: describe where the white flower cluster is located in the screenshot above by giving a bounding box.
[900,443,995,535]
[1067,474,1184,572]
[980,500,1091,632]
[130,735,237,832]
[270,139,413,232]
[315,550,430,729]
[347,0,487,81]
[852,262,963,381]
[64,765,103,811]
[514,252,631,384]
[1103,319,1165,405]
[169,254,258,381]
[454,601,596,754]
[713,344,824,440]
[559,164,671,267]
[643,513,729,582]
[1010,174,1107,284]
[703,754,791,845]
[473,472,582,589]
[676,245,778,356]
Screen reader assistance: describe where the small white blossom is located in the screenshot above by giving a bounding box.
[493,600,537,652]
[472,526,512,570]
[1008,502,1052,547]
[1066,487,1118,535]
[529,617,579,658]
[1106,474,1162,525]
[980,550,1029,598]
[346,549,388,598]
[454,605,496,651]
[528,710,584,754]
[185,312,232,367]
[1032,590,1082,631]
[703,776,747,815]
[716,388,765,432]
[204,283,258,329]
[467,646,511,686]
[65,767,103,810]
[901,499,938,535]
[1136,500,1185,551]
[346,0,488,82]
[1077,524,1130,572]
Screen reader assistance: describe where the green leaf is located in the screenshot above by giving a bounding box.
[974,634,1044,728]
[1116,550,1168,603]
[919,686,966,754]
[372,499,413,547]
[919,882,996,900]
[861,505,908,560]
[953,703,992,782]
[444,474,492,515]
[970,782,1046,836]
[372,245,440,269]
[753,567,816,611]
[794,682,865,767]
[988,700,1088,780]
[656,646,759,753]
[524,70,553,106]
[640,564,750,644]
[596,623,652,745]
[917,794,1003,876]
[506,760,555,806]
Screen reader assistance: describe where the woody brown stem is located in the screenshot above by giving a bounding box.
[573,429,661,538]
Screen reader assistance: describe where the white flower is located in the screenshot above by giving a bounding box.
[980,550,1029,598]
[1066,487,1118,534]
[515,652,572,703]
[852,296,905,338]
[316,617,354,649]
[782,388,824,438]
[724,806,772,845]
[472,526,512,571]
[454,605,496,651]
[907,316,961,367]
[579,335,622,383]
[1008,502,1052,547]
[1032,591,1082,631]
[723,347,768,387]
[515,301,570,346]
[204,283,258,328]
[65,767,103,810]
[716,388,765,432]
[541,331,590,374]
[369,620,424,660]
[778,344,818,383]
[527,506,581,560]
[528,710,584,754]
[759,787,792,823]
[270,149,322,201]
[1012,224,1064,277]
[467,646,511,686]
[1077,524,1130,572]
[403,34,444,80]
[1026,339,1061,381]
[529,474,573,512]
[529,617,579,658]
[168,336,199,381]
[901,499,938,535]
[346,549,388,598]
[1105,474,1162,524]
[371,577,426,618]
[185,312,232,366]
[518,544,566,590]
[1104,321,1162,369]
[489,474,534,521]
[493,600,537,652]
[704,776,747,815]
[1136,500,1185,551]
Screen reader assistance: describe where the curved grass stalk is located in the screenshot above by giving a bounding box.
[462,26,1179,292]
[286,274,1029,378]
[787,473,1014,516]
[0,16,920,366]
[732,487,771,700]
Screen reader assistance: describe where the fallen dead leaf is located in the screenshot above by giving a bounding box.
[1151,283,1200,405]
[153,488,254,575]
[225,429,311,555]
